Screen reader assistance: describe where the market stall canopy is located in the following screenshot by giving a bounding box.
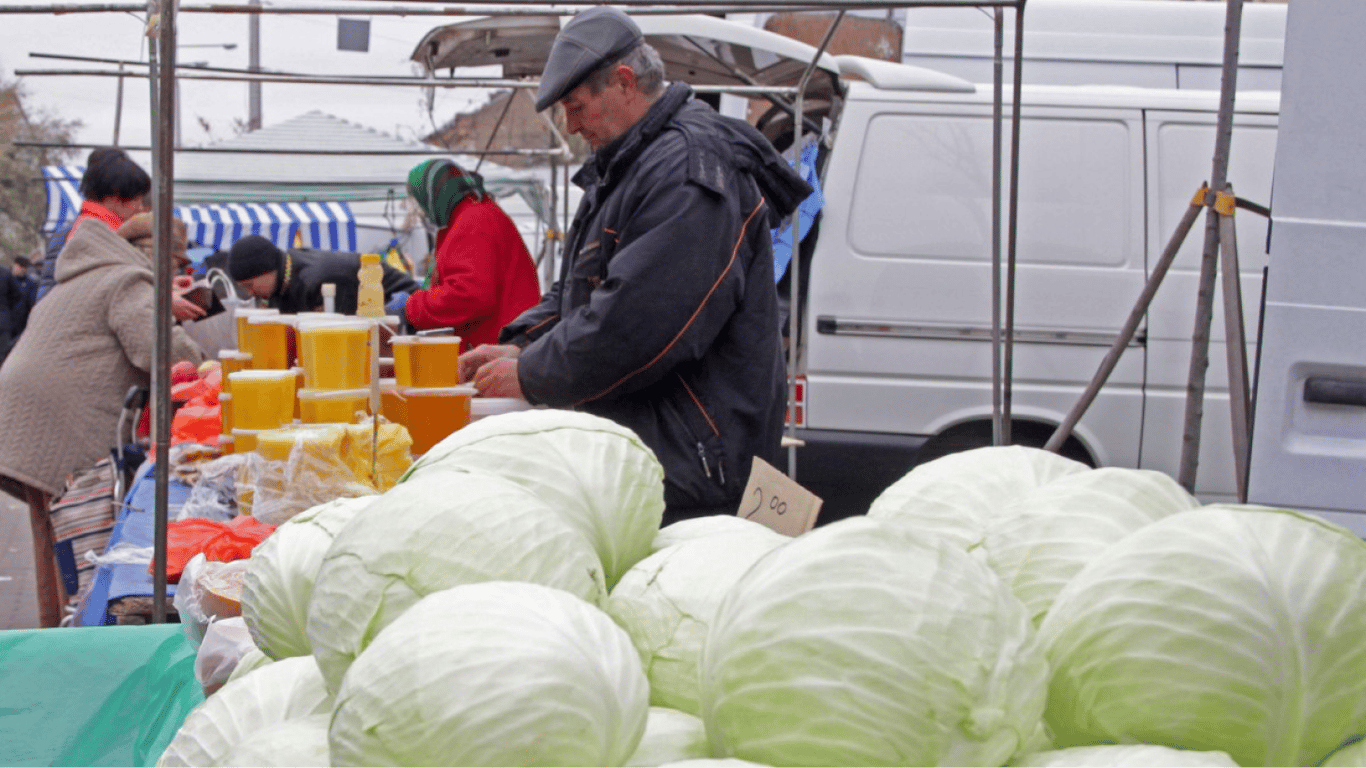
[410,12,844,106]
[42,165,357,252]
[171,111,553,226]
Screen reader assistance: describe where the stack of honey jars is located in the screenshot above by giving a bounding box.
[390,334,476,455]
[296,317,374,425]
[225,308,309,453]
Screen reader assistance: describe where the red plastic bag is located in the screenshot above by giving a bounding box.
[171,401,222,446]
[159,515,276,583]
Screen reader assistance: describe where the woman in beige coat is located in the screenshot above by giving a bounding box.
[0,214,205,497]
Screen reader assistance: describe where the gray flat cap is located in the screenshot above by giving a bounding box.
[535,6,643,111]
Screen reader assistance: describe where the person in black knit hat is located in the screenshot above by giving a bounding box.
[228,234,419,316]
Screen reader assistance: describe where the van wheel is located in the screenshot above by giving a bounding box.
[913,420,1096,468]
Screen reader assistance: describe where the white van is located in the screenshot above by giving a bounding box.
[899,0,1285,92]
[411,11,1281,515]
[794,68,1279,512]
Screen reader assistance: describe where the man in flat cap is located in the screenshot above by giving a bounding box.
[459,6,813,524]
[229,234,419,316]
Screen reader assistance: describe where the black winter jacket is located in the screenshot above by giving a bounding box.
[501,83,813,517]
[272,249,419,315]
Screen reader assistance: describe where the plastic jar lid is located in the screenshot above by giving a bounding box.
[298,388,372,400]
[228,369,298,382]
[398,385,478,397]
[297,317,372,332]
[247,313,298,325]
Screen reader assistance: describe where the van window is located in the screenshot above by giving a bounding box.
[849,112,1135,267]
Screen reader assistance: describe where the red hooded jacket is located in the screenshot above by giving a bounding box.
[403,196,542,351]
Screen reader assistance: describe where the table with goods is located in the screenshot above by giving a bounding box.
[20,301,1366,767]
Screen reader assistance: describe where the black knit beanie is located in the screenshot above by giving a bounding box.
[228,234,284,281]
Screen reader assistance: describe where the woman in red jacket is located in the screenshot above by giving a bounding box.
[397,159,542,351]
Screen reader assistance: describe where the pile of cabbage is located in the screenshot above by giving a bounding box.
[156,413,1366,768]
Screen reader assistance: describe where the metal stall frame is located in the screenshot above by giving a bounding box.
[5,0,1027,621]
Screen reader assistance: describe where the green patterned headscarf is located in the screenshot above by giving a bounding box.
[407,159,489,229]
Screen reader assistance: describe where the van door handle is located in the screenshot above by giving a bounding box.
[1304,376,1366,407]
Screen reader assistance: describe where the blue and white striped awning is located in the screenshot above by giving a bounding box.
[42,166,357,253]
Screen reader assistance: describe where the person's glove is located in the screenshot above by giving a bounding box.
[384,291,410,318]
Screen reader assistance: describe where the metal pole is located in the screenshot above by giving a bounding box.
[990,7,1003,445]
[248,0,261,129]
[1002,0,1025,446]
[1215,185,1251,501]
[786,10,844,479]
[112,62,125,145]
[1177,0,1242,493]
[1045,188,1206,453]
[149,0,177,625]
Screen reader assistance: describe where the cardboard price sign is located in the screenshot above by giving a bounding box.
[737,457,822,537]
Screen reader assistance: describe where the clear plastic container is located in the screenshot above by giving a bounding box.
[233,308,278,349]
[298,388,370,424]
[227,370,297,430]
[243,313,296,370]
[399,385,477,455]
[297,318,372,389]
[391,335,462,388]
[217,350,252,393]
[219,391,235,432]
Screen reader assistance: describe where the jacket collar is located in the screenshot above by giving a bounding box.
[575,82,694,190]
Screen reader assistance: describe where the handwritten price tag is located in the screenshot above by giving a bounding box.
[737,457,822,537]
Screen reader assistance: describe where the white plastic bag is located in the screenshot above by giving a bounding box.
[195,616,258,697]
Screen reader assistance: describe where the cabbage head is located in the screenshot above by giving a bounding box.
[306,471,606,693]
[655,754,775,759]
[626,707,711,767]
[1321,736,1366,767]
[983,467,1198,624]
[402,409,665,589]
[218,714,330,767]
[700,517,1049,767]
[1009,744,1239,767]
[868,445,1088,548]
[329,581,649,767]
[606,529,786,715]
[1041,505,1366,767]
[242,496,377,660]
[651,515,782,553]
[157,655,331,767]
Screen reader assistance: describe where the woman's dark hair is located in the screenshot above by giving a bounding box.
[80,148,152,202]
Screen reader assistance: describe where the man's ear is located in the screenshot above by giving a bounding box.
[614,64,639,93]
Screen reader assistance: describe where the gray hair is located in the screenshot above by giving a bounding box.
[583,41,665,98]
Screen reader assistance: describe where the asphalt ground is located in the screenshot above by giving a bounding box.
[0,490,40,630]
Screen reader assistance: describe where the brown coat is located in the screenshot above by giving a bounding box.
[0,218,204,496]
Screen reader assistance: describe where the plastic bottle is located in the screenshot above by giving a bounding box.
[356,254,384,317]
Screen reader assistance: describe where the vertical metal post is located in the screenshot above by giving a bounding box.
[248,0,261,130]
[113,62,125,146]
[1216,186,1252,501]
[990,7,1004,445]
[149,0,177,624]
[1177,0,1243,493]
[786,10,844,479]
[1003,1,1026,446]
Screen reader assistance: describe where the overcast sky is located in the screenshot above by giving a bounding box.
[0,0,496,151]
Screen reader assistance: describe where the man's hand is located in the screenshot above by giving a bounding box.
[471,356,524,399]
[458,343,520,384]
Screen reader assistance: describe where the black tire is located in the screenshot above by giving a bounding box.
[912,420,1096,469]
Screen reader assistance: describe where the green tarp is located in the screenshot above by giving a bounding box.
[0,624,202,767]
